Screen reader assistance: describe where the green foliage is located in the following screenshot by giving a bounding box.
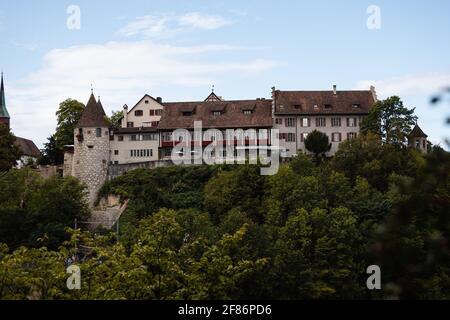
[0,168,89,250]
[55,99,85,147]
[0,132,449,300]
[109,110,124,129]
[361,96,417,146]
[304,130,331,161]
[0,124,22,171]
[40,99,85,165]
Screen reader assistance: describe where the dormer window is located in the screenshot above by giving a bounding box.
[243,110,252,115]
[182,111,193,116]
[352,104,360,108]
[324,104,332,109]
[213,111,222,116]
[294,104,301,109]
[313,105,319,111]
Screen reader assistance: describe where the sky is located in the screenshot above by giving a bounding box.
[0,0,449,149]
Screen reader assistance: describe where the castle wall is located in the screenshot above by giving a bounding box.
[73,127,110,206]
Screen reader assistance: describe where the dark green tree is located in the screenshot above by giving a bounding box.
[55,98,85,147]
[304,130,331,162]
[0,124,22,172]
[38,134,64,165]
[109,110,124,129]
[361,96,417,146]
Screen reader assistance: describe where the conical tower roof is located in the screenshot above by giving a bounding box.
[409,124,428,138]
[0,73,10,119]
[77,92,109,127]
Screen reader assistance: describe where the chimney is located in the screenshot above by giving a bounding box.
[370,85,378,102]
[122,104,128,128]
[333,85,337,95]
[156,97,162,103]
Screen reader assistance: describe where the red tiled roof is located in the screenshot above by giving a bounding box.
[158,99,273,130]
[14,137,41,157]
[274,90,375,115]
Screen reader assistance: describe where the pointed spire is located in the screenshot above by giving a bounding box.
[0,72,10,119]
[76,90,108,127]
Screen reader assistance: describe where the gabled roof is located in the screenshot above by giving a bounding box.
[0,73,10,119]
[409,124,428,138]
[77,93,109,127]
[158,99,273,130]
[204,91,223,102]
[14,137,41,158]
[274,90,375,115]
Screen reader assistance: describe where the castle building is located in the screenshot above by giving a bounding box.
[408,123,428,154]
[65,85,384,206]
[0,73,41,166]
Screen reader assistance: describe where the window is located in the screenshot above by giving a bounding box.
[300,132,309,142]
[347,117,358,127]
[331,117,341,127]
[127,122,134,128]
[213,111,221,116]
[155,109,163,116]
[114,161,119,165]
[294,104,301,109]
[316,117,326,127]
[286,133,296,142]
[151,121,159,127]
[145,100,149,104]
[285,118,296,127]
[243,110,252,115]
[162,132,172,141]
[135,110,143,116]
[313,105,319,111]
[324,104,332,109]
[347,132,357,140]
[352,104,360,109]
[114,150,119,155]
[118,135,124,141]
[331,133,342,142]
[130,149,153,158]
[275,118,283,125]
[142,133,158,141]
[96,128,102,137]
[149,110,155,116]
[301,118,310,127]
[130,135,137,141]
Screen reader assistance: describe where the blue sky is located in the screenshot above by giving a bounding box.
[1,0,449,148]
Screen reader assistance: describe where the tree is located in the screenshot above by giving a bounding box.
[55,99,85,147]
[0,124,22,172]
[361,96,417,146]
[304,130,331,162]
[109,110,124,129]
[38,134,64,165]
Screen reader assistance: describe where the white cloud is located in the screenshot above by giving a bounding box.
[12,41,39,52]
[355,73,450,98]
[7,40,278,148]
[118,12,233,38]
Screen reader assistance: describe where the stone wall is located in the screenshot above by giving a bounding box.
[73,127,110,207]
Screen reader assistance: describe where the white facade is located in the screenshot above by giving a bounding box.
[274,115,364,157]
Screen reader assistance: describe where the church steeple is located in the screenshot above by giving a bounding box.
[0,72,11,129]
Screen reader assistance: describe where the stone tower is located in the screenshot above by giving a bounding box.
[73,92,110,207]
[408,123,428,154]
